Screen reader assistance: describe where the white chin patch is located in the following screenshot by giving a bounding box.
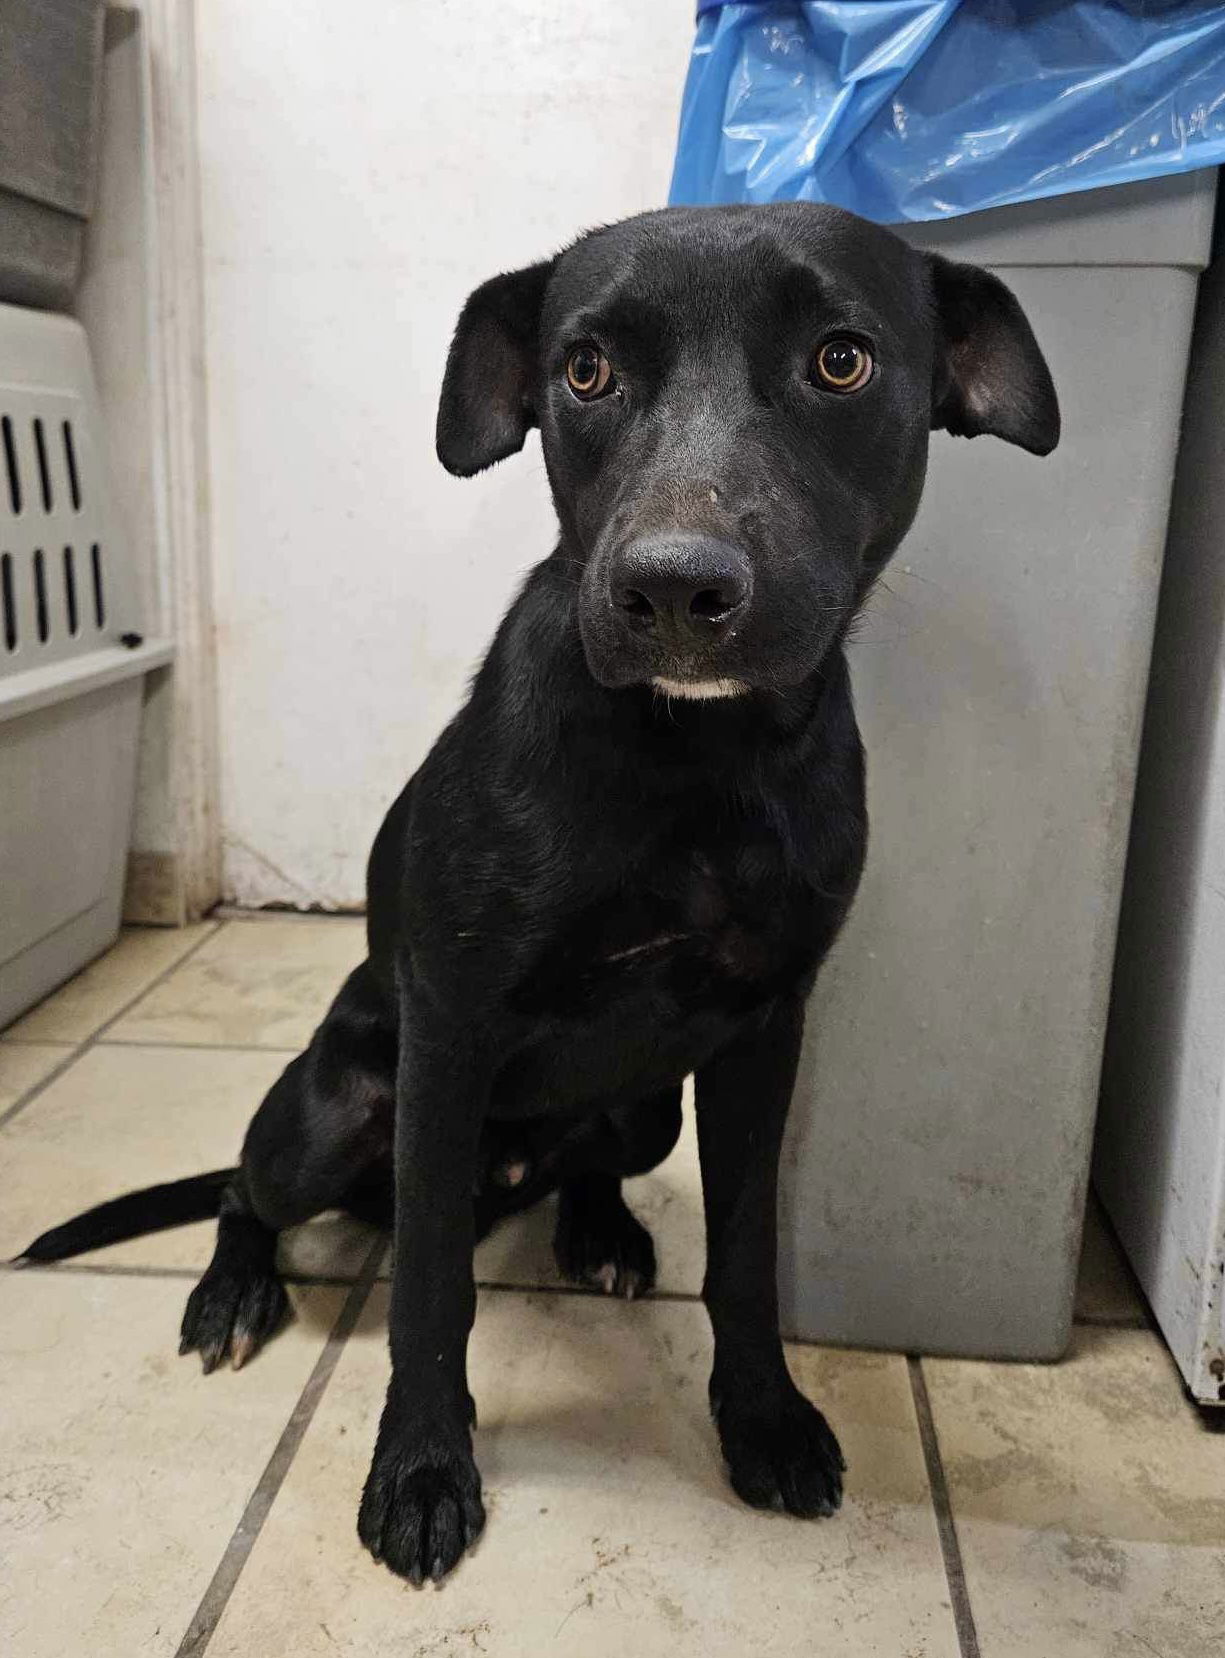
[652,676,748,701]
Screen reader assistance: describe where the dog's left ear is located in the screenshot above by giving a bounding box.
[928,254,1060,456]
[436,259,556,477]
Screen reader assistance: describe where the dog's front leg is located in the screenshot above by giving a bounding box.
[358,988,489,1584]
[695,996,845,1518]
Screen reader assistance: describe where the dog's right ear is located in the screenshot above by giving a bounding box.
[436,260,556,477]
[928,254,1060,457]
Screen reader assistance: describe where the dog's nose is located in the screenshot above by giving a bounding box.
[611,534,750,642]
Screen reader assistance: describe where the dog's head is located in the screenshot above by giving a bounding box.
[437,204,1059,698]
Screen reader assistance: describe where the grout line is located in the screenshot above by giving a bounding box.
[2,1244,1155,1327]
[95,1038,303,1054]
[174,1238,384,1658]
[4,1259,204,1282]
[0,1257,378,1288]
[908,1356,981,1658]
[0,1044,97,1133]
[2,1252,711,1302]
[27,1259,1155,1334]
[471,1275,703,1303]
[0,922,223,1133]
[210,906,366,923]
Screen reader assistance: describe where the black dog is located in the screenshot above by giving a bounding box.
[20,203,1058,1585]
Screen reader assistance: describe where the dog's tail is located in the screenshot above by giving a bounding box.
[13,1169,236,1264]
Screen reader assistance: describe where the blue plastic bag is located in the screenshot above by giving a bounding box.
[670,1,1225,222]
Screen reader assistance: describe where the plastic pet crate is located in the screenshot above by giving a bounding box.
[0,301,170,1028]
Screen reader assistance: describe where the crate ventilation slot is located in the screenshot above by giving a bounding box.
[1,552,14,651]
[2,415,19,515]
[62,420,81,510]
[90,542,104,629]
[63,545,78,635]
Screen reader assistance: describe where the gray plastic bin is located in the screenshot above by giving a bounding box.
[778,173,1215,1361]
[0,302,171,1029]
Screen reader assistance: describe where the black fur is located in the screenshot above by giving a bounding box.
[18,203,1058,1585]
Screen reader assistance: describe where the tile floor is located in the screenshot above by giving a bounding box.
[1,918,1222,1657]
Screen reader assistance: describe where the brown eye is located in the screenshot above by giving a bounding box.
[812,338,873,393]
[565,343,613,400]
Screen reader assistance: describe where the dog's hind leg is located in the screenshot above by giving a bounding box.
[180,962,396,1372]
[551,1085,683,1299]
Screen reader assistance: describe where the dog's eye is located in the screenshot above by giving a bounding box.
[565,344,614,401]
[811,339,873,393]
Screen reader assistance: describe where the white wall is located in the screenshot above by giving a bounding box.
[195,1,693,907]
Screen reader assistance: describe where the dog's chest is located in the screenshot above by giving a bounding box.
[511,828,822,1020]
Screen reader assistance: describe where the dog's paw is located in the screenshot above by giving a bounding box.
[553,1189,657,1299]
[358,1425,485,1585]
[179,1264,288,1374]
[713,1385,845,1518]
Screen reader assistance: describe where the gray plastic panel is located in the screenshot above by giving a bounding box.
[0,0,105,218]
[779,262,1199,1359]
[0,675,142,1029]
[1095,252,1225,1407]
[895,172,1216,271]
[0,0,104,306]
[0,186,84,311]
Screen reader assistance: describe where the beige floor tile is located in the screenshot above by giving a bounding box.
[1074,1193,1147,1327]
[0,1270,343,1658]
[2,923,217,1042]
[473,1101,706,1296]
[106,916,366,1049]
[0,1042,72,1115]
[208,1287,957,1658]
[926,1326,1225,1658]
[0,1044,379,1278]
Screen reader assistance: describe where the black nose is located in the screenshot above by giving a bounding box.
[611,534,751,642]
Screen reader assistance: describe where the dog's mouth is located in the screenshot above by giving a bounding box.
[578,590,747,695]
[580,625,744,694]
[652,674,748,701]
